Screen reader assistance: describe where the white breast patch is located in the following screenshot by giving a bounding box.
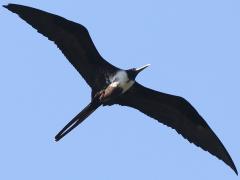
[110,71,135,93]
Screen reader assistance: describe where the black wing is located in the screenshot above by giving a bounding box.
[114,82,238,174]
[4,4,119,91]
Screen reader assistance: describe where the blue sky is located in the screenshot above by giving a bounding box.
[1,0,239,179]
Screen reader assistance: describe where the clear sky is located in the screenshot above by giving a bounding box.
[0,0,239,179]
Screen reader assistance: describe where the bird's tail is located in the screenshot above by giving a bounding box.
[55,100,101,141]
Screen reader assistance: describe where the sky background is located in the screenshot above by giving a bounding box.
[0,0,239,179]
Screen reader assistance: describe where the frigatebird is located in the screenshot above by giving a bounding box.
[4,3,238,175]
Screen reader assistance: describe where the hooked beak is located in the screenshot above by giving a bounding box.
[135,64,150,73]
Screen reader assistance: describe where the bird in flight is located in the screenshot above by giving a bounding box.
[3,3,238,175]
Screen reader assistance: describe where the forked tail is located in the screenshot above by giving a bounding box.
[55,100,101,141]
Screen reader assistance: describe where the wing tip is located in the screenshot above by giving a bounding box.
[3,4,9,9]
[3,3,14,8]
[3,3,28,13]
[3,3,18,12]
[220,145,238,175]
[234,169,238,176]
[231,163,238,175]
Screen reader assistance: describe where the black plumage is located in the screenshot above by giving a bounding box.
[3,3,238,175]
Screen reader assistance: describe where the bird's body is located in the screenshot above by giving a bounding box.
[95,71,132,103]
[3,3,238,175]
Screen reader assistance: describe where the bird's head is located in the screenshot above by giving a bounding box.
[127,64,150,80]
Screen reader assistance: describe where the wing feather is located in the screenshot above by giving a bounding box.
[115,82,238,174]
[4,4,118,90]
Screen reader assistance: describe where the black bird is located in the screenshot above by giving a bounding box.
[4,3,237,175]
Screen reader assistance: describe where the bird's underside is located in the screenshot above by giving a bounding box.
[3,3,238,175]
